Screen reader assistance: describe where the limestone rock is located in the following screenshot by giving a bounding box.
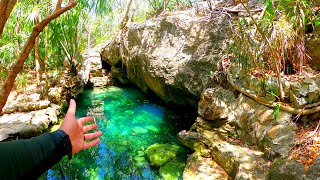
[0,107,58,141]
[183,152,229,180]
[198,87,236,120]
[17,101,50,112]
[101,10,229,106]
[179,118,266,179]
[89,76,111,87]
[78,49,109,86]
[269,158,306,180]
[233,94,295,156]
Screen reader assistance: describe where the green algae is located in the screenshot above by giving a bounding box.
[159,159,186,180]
[146,143,186,167]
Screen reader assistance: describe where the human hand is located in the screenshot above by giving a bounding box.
[59,99,102,154]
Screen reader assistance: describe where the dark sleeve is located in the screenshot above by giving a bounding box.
[0,130,71,180]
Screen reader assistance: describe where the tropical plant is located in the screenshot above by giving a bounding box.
[229,0,320,101]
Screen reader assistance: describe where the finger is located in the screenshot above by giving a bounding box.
[83,124,98,133]
[79,116,94,124]
[84,138,101,150]
[84,131,102,141]
[66,99,76,117]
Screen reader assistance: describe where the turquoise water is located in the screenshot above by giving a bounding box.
[44,86,194,179]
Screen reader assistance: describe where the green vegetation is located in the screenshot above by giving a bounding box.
[229,0,320,102]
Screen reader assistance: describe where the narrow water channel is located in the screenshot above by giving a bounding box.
[42,86,195,179]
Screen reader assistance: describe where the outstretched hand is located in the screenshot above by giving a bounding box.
[59,99,102,154]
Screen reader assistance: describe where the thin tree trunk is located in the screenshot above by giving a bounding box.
[120,0,133,29]
[0,0,77,114]
[35,36,42,86]
[87,22,92,49]
[0,0,17,38]
[14,17,21,57]
[44,26,49,100]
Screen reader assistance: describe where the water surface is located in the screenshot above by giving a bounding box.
[44,86,194,179]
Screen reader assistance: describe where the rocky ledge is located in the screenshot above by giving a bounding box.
[179,86,320,179]
[0,81,67,141]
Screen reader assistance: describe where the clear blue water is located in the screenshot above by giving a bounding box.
[43,86,194,179]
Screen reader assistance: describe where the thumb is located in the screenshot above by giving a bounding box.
[66,99,77,117]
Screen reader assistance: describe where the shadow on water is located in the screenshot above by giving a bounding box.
[41,85,197,180]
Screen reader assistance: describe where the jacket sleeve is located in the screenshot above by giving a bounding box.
[0,130,71,180]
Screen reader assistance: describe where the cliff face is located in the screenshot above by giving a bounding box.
[101,10,229,107]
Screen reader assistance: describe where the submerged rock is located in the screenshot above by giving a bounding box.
[145,143,186,167]
[159,159,185,180]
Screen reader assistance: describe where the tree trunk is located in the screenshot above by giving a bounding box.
[0,0,77,114]
[35,36,42,86]
[0,0,17,38]
[14,17,21,57]
[120,0,133,29]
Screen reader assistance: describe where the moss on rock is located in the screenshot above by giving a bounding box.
[159,159,185,180]
[145,143,186,167]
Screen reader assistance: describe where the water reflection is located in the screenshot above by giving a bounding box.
[42,86,192,179]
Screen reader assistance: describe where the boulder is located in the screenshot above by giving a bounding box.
[178,117,268,179]
[101,10,229,106]
[183,152,229,180]
[269,158,306,180]
[0,107,58,141]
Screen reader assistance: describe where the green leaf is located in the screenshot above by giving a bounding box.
[273,103,280,120]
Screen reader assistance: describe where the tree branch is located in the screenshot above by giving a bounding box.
[0,0,17,38]
[0,0,77,114]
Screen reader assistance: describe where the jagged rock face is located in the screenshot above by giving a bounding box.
[179,117,268,179]
[101,11,229,106]
[197,88,296,157]
[198,87,236,120]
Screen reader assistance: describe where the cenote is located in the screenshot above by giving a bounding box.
[42,86,196,180]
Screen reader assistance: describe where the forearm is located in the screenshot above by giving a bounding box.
[0,130,71,179]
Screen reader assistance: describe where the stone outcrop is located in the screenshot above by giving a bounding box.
[78,49,113,87]
[101,10,229,107]
[198,88,296,157]
[0,89,64,141]
[179,117,268,179]
[183,152,229,180]
[231,66,320,108]
[0,107,58,141]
